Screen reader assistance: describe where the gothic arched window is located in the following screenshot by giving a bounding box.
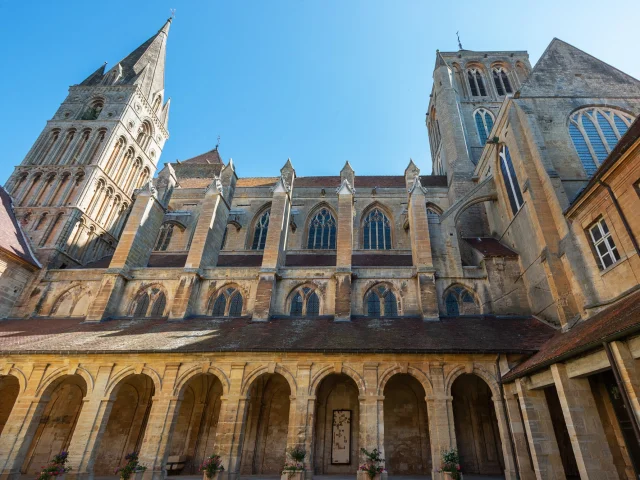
[80,98,104,120]
[499,145,524,215]
[474,108,495,145]
[307,207,337,249]
[363,207,392,250]
[365,284,399,317]
[289,286,321,317]
[444,285,479,316]
[154,223,175,251]
[210,287,243,317]
[251,209,270,250]
[492,67,513,96]
[130,287,167,318]
[569,107,634,176]
[467,68,487,97]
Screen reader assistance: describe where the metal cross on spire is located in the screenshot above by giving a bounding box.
[170,8,176,19]
[216,135,221,150]
[456,31,463,50]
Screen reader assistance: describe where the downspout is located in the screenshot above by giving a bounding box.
[496,355,520,480]
[598,180,640,257]
[603,342,640,449]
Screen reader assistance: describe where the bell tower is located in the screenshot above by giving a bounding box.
[4,19,172,268]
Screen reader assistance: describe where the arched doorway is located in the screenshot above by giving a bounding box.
[0,375,20,437]
[314,374,360,475]
[240,373,291,475]
[383,374,431,474]
[168,373,224,474]
[452,374,504,475]
[93,374,155,474]
[21,374,87,474]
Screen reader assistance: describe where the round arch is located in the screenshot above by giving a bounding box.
[36,366,91,399]
[445,364,501,399]
[240,364,297,398]
[377,364,433,398]
[104,365,162,399]
[309,364,366,397]
[173,364,230,398]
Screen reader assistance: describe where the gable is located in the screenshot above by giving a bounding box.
[519,38,640,98]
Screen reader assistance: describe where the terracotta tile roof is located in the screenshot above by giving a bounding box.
[0,187,40,268]
[217,254,263,267]
[352,254,413,267]
[463,237,518,258]
[176,178,211,189]
[0,315,554,354]
[503,289,640,382]
[181,148,223,165]
[286,254,336,267]
[236,178,279,188]
[295,177,341,187]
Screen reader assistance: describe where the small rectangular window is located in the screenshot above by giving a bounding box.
[588,218,621,270]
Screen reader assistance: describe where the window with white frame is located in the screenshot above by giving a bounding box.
[467,68,487,97]
[492,67,513,96]
[588,218,621,270]
[569,107,634,176]
[474,108,495,144]
[499,145,524,215]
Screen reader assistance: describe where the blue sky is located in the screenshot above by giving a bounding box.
[1,0,638,182]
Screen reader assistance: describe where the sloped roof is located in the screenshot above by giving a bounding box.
[0,187,40,268]
[181,148,223,165]
[518,38,640,98]
[0,315,554,354]
[463,237,518,258]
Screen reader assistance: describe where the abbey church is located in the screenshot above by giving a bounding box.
[2,17,640,480]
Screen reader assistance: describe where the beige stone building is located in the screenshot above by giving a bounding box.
[1,18,640,480]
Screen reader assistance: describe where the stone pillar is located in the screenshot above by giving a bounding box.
[335,169,355,322]
[0,364,49,480]
[427,363,455,480]
[405,166,438,321]
[550,363,617,479]
[285,363,314,479]
[609,340,640,423]
[214,363,249,480]
[139,363,182,480]
[253,161,295,321]
[515,378,566,480]
[85,182,166,321]
[502,383,536,480]
[66,365,115,480]
[491,395,518,480]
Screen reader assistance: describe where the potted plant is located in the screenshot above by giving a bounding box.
[439,448,462,480]
[281,446,306,480]
[37,451,72,480]
[201,454,225,480]
[358,448,386,480]
[115,453,147,480]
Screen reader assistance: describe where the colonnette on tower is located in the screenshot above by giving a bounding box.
[1,17,640,480]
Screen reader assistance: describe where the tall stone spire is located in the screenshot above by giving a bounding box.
[101,18,172,102]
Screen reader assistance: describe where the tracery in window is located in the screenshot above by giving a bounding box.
[363,207,392,250]
[154,223,176,251]
[569,107,634,176]
[365,284,399,317]
[474,108,495,145]
[307,207,336,249]
[289,286,321,316]
[499,145,524,215]
[492,67,513,96]
[467,68,487,97]
[130,287,167,318]
[443,285,479,316]
[251,209,270,250]
[210,286,244,317]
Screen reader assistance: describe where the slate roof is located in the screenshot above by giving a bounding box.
[181,148,223,165]
[0,315,555,354]
[0,187,40,268]
[503,289,640,382]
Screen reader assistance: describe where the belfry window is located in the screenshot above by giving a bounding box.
[365,284,399,317]
[289,286,321,316]
[499,145,524,215]
[363,207,391,250]
[474,108,495,145]
[569,107,634,176]
[588,218,620,270]
[307,208,336,249]
[492,67,513,96]
[467,69,487,97]
[211,287,244,317]
[251,209,270,250]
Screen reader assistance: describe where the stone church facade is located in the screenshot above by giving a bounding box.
[1,18,640,480]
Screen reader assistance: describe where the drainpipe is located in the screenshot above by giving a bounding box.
[598,180,640,257]
[603,342,640,447]
[496,355,520,480]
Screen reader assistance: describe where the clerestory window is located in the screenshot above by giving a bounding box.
[363,207,392,250]
[307,207,337,249]
[474,108,495,145]
[251,209,270,250]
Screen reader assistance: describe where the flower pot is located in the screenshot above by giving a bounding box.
[281,470,304,480]
[356,471,386,480]
[203,473,221,480]
[442,472,462,480]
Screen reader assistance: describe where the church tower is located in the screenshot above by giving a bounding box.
[4,19,172,268]
[426,46,532,238]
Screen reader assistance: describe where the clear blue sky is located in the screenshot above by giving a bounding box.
[1,0,638,182]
